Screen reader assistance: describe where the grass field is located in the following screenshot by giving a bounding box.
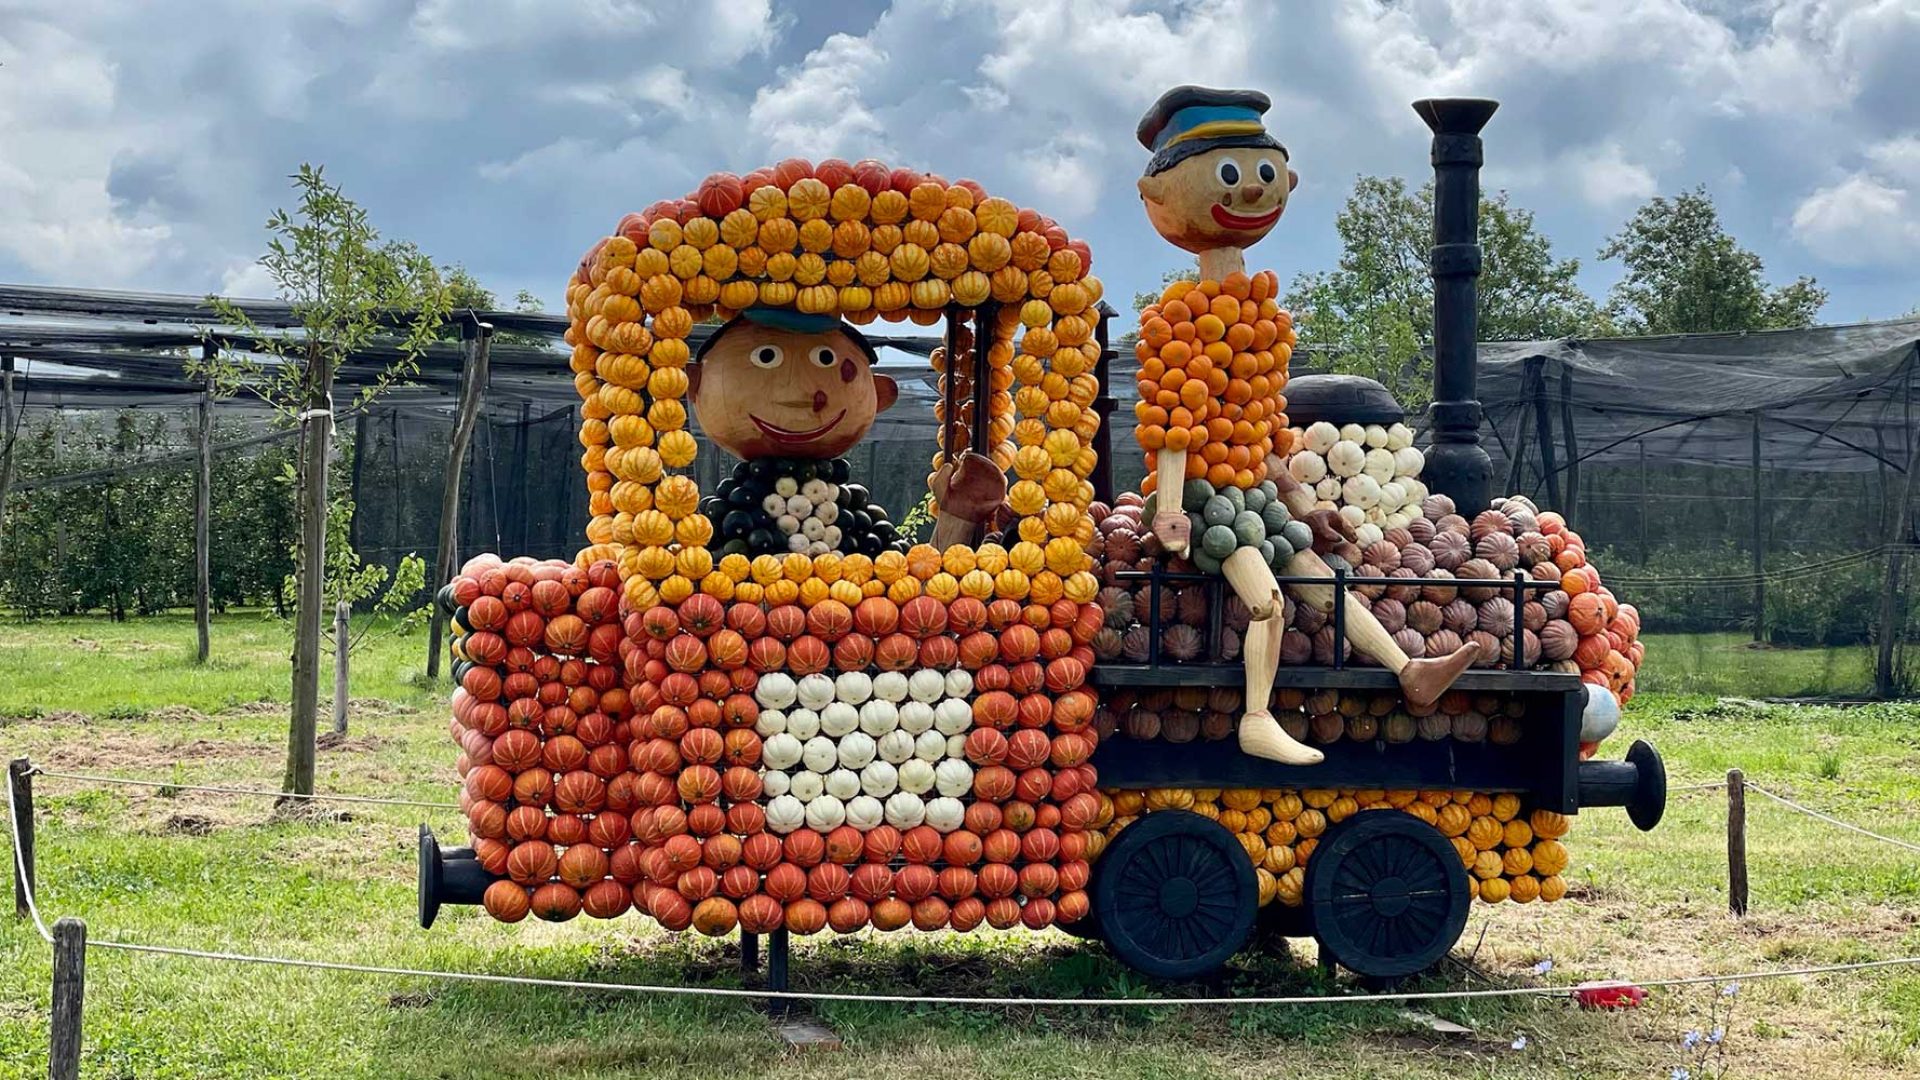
[3,615,1919,1079]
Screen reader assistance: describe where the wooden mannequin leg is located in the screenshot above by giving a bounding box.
[1279,549,1484,709]
[1238,603,1323,766]
[1150,448,1190,554]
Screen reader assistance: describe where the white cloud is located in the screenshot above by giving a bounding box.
[1563,142,1660,209]
[1791,135,1920,266]
[748,32,894,159]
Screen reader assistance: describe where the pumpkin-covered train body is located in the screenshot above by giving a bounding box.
[422,144,1664,984]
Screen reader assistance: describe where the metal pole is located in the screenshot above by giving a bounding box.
[50,917,85,1080]
[766,926,790,1018]
[8,758,32,919]
[740,929,759,973]
[1751,412,1766,643]
[194,342,213,664]
[1413,97,1499,517]
[1091,301,1117,506]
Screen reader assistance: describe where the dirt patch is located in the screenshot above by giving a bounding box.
[220,699,285,717]
[0,708,89,728]
[162,812,218,836]
[68,636,101,651]
[316,731,392,754]
[146,705,210,726]
[40,730,275,773]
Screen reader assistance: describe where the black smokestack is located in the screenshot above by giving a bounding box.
[1413,97,1498,516]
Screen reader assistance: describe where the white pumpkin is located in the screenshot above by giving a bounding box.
[1386,422,1414,451]
[819,702,859,738]
[897,758,936,795]
[754,673,797,710]
[774,476,798,498]
[836,731,877,770]
[1314,477,1342,502]
[784,708,821,740]
[1377,481,1407,512]
[1337,422,1365,445]
[823,767,861,801]
[760,733,803,770]
[877,729,916,765]
[1363,447,1396,484]
[788,770,823,803]
[860,759,899,797]
[845,794,884,830]
[805,794,846,831]
[1289,450,1327,485]
[801,735,838,774]
[1392,446,1425,478]
[765,794,805,834]
[908,669,945,703]
[943,669,973,699]
[1342,474,1381,509]
[833,671,873,705]
[795,674,836,711]
[761,770,791,798]
[1355,522,1384,547]
[1339,505,1366,529]
[871,671,909,702]
[933,698,973,736]
[753,708,787,739]
[913,729,948,762]
[1363,423,1390,449]
[858,699,900,737]
[896,700,936,735]
[884,790,926,829]
[1303,421,1339,454]
[1327,439,1366,478]
[934,758,973,797]
[946,733,967,759]
[923,796,965,834]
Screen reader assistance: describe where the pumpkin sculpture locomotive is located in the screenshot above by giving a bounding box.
[420,88,1666,987]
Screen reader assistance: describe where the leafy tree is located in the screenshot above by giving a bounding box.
[1283,176,1603,408]
[1599,186,1827,335]
[207,164,454,796]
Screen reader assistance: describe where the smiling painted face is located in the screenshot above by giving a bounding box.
[1137,146,1298,255]
[689,317,898,461]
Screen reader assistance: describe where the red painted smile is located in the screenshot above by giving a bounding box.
[750,410,845,444]
[1211,203,1283,230]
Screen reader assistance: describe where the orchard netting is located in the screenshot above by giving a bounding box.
[3,287,1915,697]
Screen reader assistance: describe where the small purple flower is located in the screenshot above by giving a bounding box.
[1683,1030,1702,1049]
[1531,959,1554,975]
[1671,1069,1691,1080]
[1722,982,1740,997]
[1511,1036,1528,1051]
[1708,1027,1725,1045]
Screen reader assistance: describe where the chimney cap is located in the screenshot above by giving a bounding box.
[1412,98,1499,136]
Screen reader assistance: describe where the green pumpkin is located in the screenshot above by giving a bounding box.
[1221,485,1246,514]
[1201,524,1238,560]
[1244,485,1269,513]
[1259,479,1279,503]
[1193,547,1224,575]
[1261,501,1292,535]
[1140,492,1159,521]
[1182,478,1216,512]
[1188,512,1209,544]
[1233,510,1266,548]
[1281,520,1313,553]
[1268,535,1294,570]
[1202,495,1237,528]
[1258,538,1276,566]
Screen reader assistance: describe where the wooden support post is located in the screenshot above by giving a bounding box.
[427,320,494,678]
[332,601,351,736]
[195,342,214,664]
[284,344,335,797]
[9,759,32,919]
[50,917,85,1080]
[1726,768,1748,916]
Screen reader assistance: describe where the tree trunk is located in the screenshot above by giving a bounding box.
[285,347,333,797]
[427,321,493,678]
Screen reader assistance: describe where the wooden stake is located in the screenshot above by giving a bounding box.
[427,320,493,679]
[50,917,85,1080]
[285,346,334,798]
[1727,768,1748,916]
[332,601,351,736]
[8,758,32,920]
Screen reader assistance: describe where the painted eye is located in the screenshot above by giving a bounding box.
[1256,159,1278,184]
[750,344,784,369]
[809,345,837,368]
[1215,159,1241,187]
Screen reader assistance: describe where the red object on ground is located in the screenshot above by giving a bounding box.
[1573,981,1646,1009]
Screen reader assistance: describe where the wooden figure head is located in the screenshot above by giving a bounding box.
[689,308,899,460]
[1136,85,1297,255]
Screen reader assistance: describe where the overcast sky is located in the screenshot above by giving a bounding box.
[3,0,1917,328]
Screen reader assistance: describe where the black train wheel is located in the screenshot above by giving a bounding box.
[1090,809,1256,980]
[1305,810,1471,981]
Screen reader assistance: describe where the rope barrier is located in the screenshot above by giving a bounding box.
[25,768,459,810]
[1747,783,1920,855]
[8,760,1920,1008]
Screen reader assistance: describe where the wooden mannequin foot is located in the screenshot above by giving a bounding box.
[1239,711,1324,765]
[1398,642,1484,710]
[1151,509,1191,555]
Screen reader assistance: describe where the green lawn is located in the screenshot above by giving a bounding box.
[2,616,1919,1078]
